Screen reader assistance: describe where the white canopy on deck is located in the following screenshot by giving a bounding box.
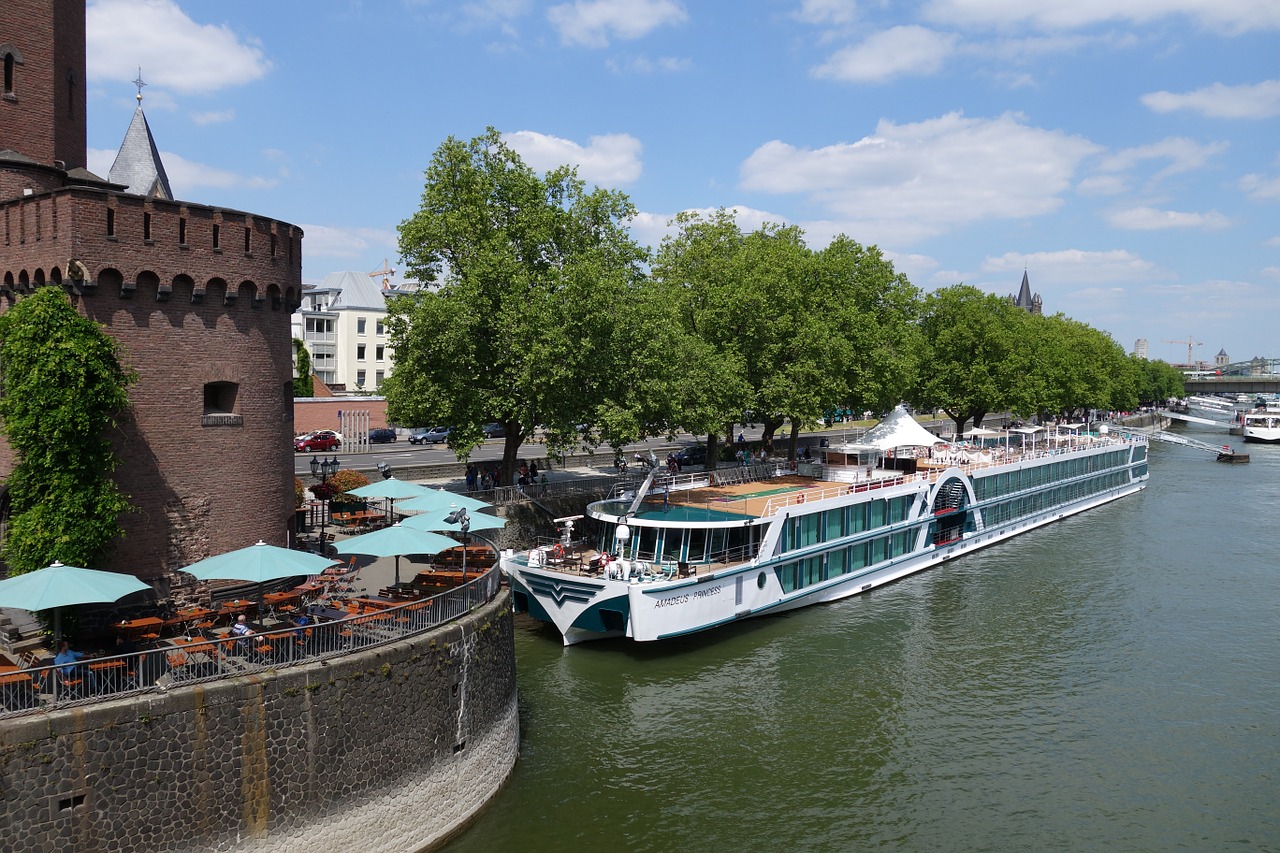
[852,406,946,451]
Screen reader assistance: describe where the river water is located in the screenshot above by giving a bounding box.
[443,433,1280,852]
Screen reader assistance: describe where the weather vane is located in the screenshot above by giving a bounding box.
[133,67,146,103]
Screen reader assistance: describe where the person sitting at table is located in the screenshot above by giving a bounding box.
[54,640,97,692]
[231,614,254,653]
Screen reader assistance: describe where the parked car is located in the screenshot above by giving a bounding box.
[369,428,397,444]
[294,430,341,453]
[409,426,453,445]
[420,426,453,444]
[674,444,708,467]
[481,422,506,439]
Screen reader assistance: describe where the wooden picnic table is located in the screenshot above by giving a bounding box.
[114,616,164,641]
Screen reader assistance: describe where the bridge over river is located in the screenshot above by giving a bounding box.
[1183,357,1280,395]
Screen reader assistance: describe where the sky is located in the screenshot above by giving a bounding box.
[81,0,1279,364]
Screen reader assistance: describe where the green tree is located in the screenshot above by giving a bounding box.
[915,285,1023,434]
[386,128,649,483]
[0,288,135,573]
[292,338,313,397]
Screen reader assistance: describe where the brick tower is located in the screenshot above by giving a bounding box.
[0,1,304,585]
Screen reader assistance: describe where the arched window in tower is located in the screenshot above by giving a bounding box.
[66,67,75,117]
[3,53,14,96]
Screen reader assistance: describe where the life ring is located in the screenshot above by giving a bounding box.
[796,493,806,504]
[551,543,565,560]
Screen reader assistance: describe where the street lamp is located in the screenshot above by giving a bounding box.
[309,455,340,553]
[445,507,471,582]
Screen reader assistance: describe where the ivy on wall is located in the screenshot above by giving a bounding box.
[0,288,136,574]
[293,338,313,398]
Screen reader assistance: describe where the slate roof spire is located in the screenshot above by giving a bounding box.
[1009,269,1043,314]
[107,69,173,200]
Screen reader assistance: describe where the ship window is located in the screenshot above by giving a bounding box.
[869,499,885,529]
[661,530,682,564]
[686,528,707,564]
[799,513,820,548]
[825,510,843,541]
[756,572,766,590]
[829,547,847,576]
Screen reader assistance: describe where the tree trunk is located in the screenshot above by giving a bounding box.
[705,432,720,471]
[761,414,784,451]
[786,420,800,460]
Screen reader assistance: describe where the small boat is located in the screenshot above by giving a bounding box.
[503,408,1150,645]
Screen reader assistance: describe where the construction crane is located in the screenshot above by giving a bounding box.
[369,258,395,290]
[1163,335,1202,367]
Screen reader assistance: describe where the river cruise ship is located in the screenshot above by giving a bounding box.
[503,408,1150,644]
[1241,402,1280,443]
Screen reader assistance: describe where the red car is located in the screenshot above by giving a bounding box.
[294,430,341,452]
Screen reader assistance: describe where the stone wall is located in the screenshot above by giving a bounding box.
[0,593,518,853]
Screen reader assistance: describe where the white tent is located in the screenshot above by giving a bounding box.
[853,406,945,451]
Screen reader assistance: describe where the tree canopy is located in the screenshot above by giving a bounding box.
[386,128,1169,469]
[0,288,135,573]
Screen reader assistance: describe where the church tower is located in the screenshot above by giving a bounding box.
[0,0,88,192]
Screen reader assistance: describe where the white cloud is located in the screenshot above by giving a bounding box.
[981,249,1168,282]
[1105,206,1231,230]
[605,55,692,74]
[547,0,687,48]
[922,0,1280,34]
[1262,266,1280,281]
[1268,236,1280,246]
[1240,171,1280,200]
[87,0,271,94]
[1077,174,1131,196]
[88,145,279,194]
[191,109,235,126]
[504,130,643,185]
[739,112,1100,244]
[1142,80,1280,119]
[795,0,859,26]
[298,224,398,260]
[812,26,958,83]
[1096,137,1230,183]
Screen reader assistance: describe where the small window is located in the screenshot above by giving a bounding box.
[178,217,187,245]
[212,224,220,249]
[106,208,115,237]
[375,370,385,388]
[143,212,152,241]
[357,318,366,335]
[356,369,366,387]
[243,226,251,253]
[356,344,366,361]
[4,53,14,96]
[375,345,385,361]
[270,233,277,257]
[376,320,385,336]
[204,381,238,414]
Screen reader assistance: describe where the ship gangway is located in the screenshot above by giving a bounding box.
[1112,424,1248,463]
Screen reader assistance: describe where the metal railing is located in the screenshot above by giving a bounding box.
[0,565,502,719]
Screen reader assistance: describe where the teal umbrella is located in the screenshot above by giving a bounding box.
[181,541,338,614]
[181,541,337,585]
[396,489,493,515]
[0,561,151,642]
[344,477,435,501]
[333,523,460,585]
[400,507,507,534]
